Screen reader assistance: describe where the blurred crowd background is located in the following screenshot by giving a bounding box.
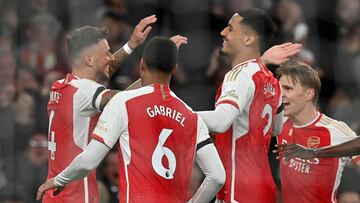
[0,0,360,202]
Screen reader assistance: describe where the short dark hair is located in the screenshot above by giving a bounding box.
[238,8,275,53]
[276,61,321,103]
[66,26,108,61]
[142,36,178,73]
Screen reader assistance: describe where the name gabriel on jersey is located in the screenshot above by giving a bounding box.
[146,105,186,127]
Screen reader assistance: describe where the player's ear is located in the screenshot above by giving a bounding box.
[84,52,93,67]
[244,32,256,46]
[306,88,315,101]
[140,58,146,72]
[171,65,177,75]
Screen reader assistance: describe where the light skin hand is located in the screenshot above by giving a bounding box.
[273,143,316,162]
[169,35,188,48]
[261,43,302,65]
[36,178,63,200]
[128,15,158,49]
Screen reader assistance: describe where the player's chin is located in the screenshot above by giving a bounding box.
[219,47,229,56]
[283,109,292,117]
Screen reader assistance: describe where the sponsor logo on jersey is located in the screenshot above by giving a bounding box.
[219,90,239,100]
[307,136,320,148]
[281,138,320,174]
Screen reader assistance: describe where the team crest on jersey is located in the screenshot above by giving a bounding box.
[263,83,275,96]
[307,136,320,148]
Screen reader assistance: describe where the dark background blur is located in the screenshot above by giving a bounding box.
[0,0,359,202]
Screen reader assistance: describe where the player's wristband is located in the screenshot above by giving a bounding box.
[123,42,134,55]
[54,174,69,188]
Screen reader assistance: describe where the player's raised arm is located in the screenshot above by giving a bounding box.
[123,34,188,91]
[108,15,157,77]
[261,42,302,65]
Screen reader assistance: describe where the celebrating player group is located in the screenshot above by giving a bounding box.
[36,7,359,203]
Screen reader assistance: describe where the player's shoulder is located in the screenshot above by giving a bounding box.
[112,85,155,103]
[50,78,65,90]
[71,78,103,88]
[316,114,355,136]
[224,60,257,82]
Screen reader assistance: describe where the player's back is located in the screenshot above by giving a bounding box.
[115,84,199,203]
[44,74,100,203]
[215,59,281,203]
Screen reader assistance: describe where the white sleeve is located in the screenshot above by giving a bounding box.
[273,88,284,136]
[188,144,225,203]
[196,116,211,144]
[197,104,239,133]
[72,79,107,116]
[91,93,127,148]
[215,68,254,112]
[54,139,110,187]
[330,121,357,146]
[273,110,284,137]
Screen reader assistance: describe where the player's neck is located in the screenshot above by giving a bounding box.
[291,104,319,127]
[72,66,95,81]
[231,49,260,67]
[141,73,171,87]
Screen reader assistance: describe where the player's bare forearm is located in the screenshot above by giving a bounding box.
[108,48,129,78]
[99,90,120,111]
[314,137,360,158]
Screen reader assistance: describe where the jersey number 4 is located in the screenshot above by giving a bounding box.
[151,128,176,179]
[48,110,57,160]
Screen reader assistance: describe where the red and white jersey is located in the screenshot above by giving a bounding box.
[92,84,210,203]
[279,113,357,203]
[44,74,106,203]
[215,58,281,203]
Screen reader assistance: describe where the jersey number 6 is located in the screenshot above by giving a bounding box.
[151,128,176,179]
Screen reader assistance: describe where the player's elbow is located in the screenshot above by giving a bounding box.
[212,123,231,134]
[212,166,226,188]
[82,163,97,172]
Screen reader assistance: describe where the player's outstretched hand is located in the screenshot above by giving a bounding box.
[36,178,63,200]
[261,42,302,65]
[273,144,316,162]
[170,35,188,49]
[128,15,157,49]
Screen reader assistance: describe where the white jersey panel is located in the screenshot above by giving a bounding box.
[71,79,103,149]
[316,115,357,146]
[71,79,105,116]
[196,116,211,144]
[230,62,260,139]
